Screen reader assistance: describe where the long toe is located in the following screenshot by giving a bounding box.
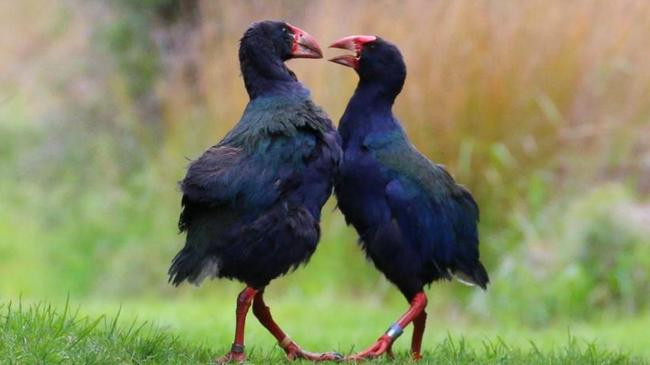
[345,337,392,361]
[307,351,344,362]
[287,347,343,362]
[300,351,343,362]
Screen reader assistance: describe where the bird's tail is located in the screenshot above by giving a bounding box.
[168,247,212,286]
[452,261,489,290]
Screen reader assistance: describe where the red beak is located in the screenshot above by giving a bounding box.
[328,35,377,70]
[287,24,323,59]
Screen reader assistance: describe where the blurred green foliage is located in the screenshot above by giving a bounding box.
[0,0,649,351]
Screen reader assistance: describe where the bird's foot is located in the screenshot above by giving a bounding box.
[214,352,245,364]
[345,335,394,361]
[282,340,343,362]
[411,351,423,361]
[215,344,246,364]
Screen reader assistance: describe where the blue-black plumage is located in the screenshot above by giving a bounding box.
[169,21,341,362]
[330,35,489,360]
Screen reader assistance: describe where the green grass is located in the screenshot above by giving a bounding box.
[1,299,647,364]
[0,300,211,364]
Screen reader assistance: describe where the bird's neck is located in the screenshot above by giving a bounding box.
[240,56,304,99]
[339,81,399,144]
[352,80,396,110]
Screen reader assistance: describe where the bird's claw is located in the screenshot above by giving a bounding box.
[215,351,246,364]
[345,335,394,361]
[289,350,344,362]
[284,342,343,362]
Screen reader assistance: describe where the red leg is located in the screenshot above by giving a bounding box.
[216,287,257,364]
[347,292,428,361]
[252,291,342,362]
[410,310,427,360]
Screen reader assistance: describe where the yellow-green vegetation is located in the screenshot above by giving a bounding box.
[1,0,649,363]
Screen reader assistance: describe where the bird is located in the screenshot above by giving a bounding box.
[329,35,489,361]
[168,21,342,363]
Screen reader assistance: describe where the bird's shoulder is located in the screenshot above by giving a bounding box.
[363,130,445,189]
[221,95,334,149]
[180,121,337,207]
[364,129,476,214]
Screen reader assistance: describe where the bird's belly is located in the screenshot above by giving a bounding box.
[215,201,320,287]
[288,176,332,220]
[288,145,339,219]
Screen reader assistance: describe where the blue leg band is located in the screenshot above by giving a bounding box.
[385,323,403,340]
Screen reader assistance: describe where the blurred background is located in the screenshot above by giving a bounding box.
[1,0,649,357]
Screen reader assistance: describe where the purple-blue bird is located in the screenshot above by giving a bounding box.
[329,35,489,361]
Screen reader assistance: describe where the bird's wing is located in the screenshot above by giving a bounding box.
[180,145,250,205]
[365,130,480,272]
[182,131,319,205]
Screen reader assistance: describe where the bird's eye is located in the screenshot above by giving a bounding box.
[369,44,376,49]
[281,27,288,33]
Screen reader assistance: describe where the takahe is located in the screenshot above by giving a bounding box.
[169,21,341,363]
[329,35,489,360]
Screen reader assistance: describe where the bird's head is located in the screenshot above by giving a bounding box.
[239,21,323,98]
[240,20,322,63]
[329,36,406,95]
